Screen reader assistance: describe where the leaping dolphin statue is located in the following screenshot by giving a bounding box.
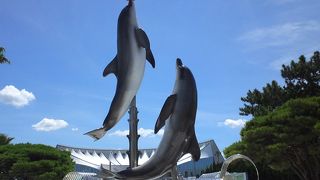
[98,59,200,180]
[85,0,155,140]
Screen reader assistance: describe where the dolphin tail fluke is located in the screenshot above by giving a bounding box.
[95,165,123,179]
[95,171,119,179]
[84,127,107,141]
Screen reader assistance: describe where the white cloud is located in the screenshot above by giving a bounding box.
[219,119,247,128]
[0,85,35,107]
[108,128,164,138]
[238,21,320,48]
[72,128,79,131]
[139,128,164,138]
[109,129,129,137]
[32,118,68,132]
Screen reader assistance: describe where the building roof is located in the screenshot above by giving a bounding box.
[57,139,224,171]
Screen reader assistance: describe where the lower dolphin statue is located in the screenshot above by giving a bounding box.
[97,58,200,179]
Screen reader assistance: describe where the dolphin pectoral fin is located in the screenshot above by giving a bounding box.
[154,94,177,133]
[84,127,107,141]
[187,135,201,161]
[103,55,118,77]
[135,28,150,49]
[146,48,155,68]
[135,28,155,68]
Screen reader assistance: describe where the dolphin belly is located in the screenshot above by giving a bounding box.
[103,47,146,126]
[85,0,156,141]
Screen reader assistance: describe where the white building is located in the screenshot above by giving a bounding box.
[57,139,224,178]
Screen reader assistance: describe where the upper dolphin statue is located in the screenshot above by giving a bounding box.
[85,0,155,140]
[98,59,200,179]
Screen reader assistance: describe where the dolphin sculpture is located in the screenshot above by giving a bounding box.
[85,0,155,140]
[98,59,200,179]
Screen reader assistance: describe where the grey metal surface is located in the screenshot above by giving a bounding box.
[219,154,259,180]
[127,96,140,168]
[99,58,200,179]
[85,0,155,141]
[171,165,178,180]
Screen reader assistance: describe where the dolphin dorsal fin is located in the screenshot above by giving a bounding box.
[135,28,155,68]
[187,134,201,161]
[154,94,177,133]
[103,55,118,78]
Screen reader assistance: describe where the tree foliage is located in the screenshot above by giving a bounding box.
[224,141,298,180]
[0,133,14,145]
[240,81,286,116]
[282,52,320,98]
[224,141,247,158]
[225,97,320,180]
[0,143,74,180]
[241,97,320,180]
[0,47,10,64]
[226,51,320,180]
[240,51,320,116]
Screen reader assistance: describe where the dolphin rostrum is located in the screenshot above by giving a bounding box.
[85,0,155,140]
[98,59,200,179]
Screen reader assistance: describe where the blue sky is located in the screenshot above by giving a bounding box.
[1,0,320,153]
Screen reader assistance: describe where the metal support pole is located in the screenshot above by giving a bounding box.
[171,165,178,180]
[127,96,140,168]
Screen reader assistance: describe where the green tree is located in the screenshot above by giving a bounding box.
[240,51,320,117]
[241,97,320,180]
[240,80,286,116]
[224,142,298,180]
[281,51,320,98]
[0,47,10,64]
[224,141,247,157]
[0,143,75,179]
[0,133,14,145]
[226,51,320,180]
